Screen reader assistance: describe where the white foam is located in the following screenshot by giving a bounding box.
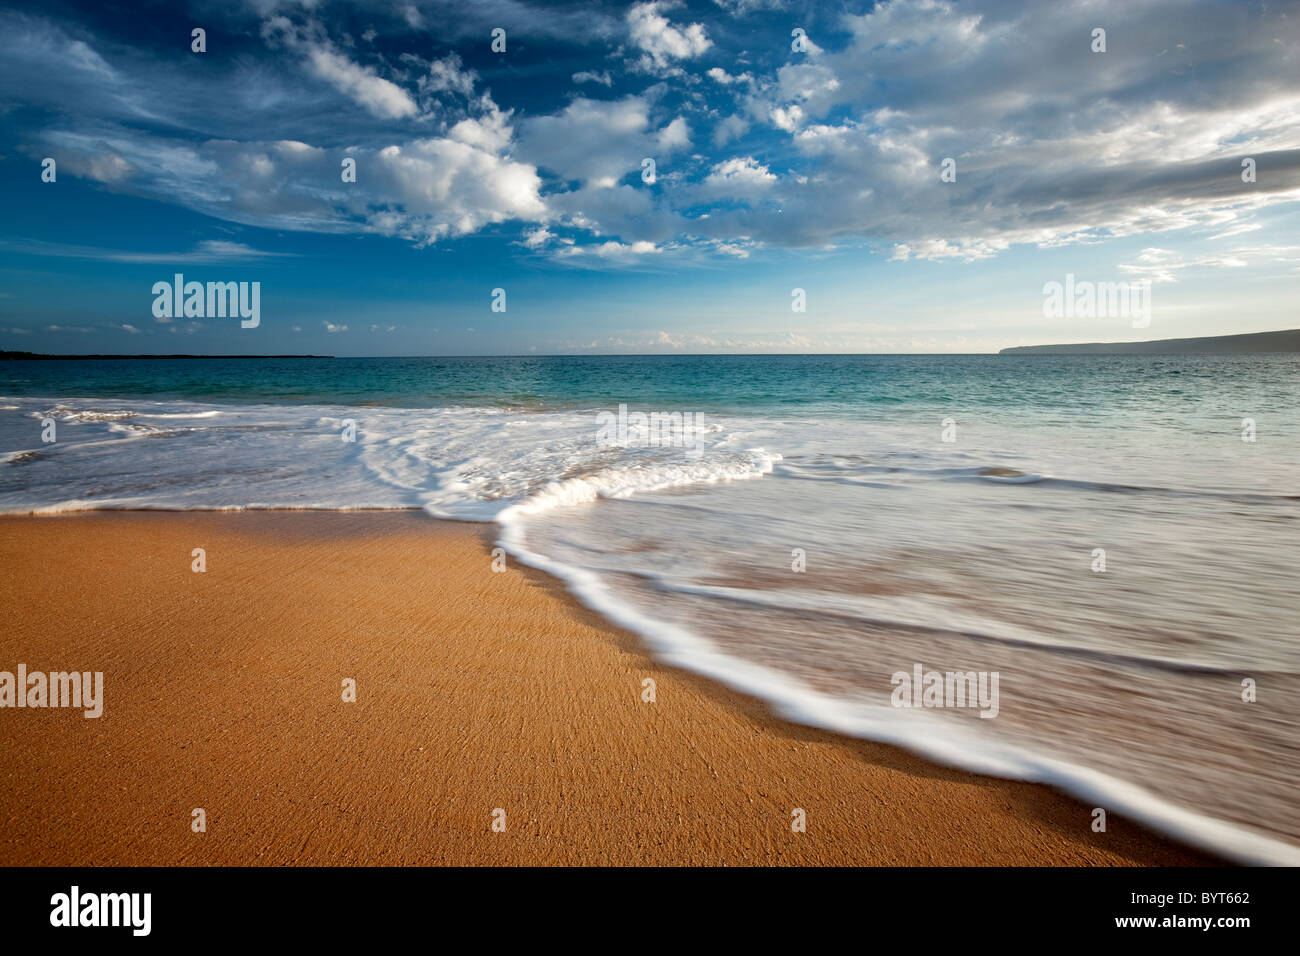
[496,449,779,519]
[495,514,1300,866]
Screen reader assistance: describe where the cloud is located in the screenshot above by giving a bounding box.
[521,227,554,248]
[1118,244,1300,283]
[0,239,294,263]
[701,157,777,198]
[627,2,711,70]
[322,321,348,332]
[369,136,546,243]
[712,0,786,14]
[263,17,419,119]
[420,53,477,98]
[768,105,803,133]
[706,67,752,87]
[8,0,1300,270]
[557,239,661,260]
[35,121,547,246]
[680,0,1300,254]
[519,94,691,188]
[572,70,613,87]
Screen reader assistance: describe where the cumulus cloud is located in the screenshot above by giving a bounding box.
[557,239,662,261]
[706,67,752,87]
[702,157,777,197]
[627,1,711,70]
[34,114,546,247]
[519,94,691,187]
[368,137,546,243]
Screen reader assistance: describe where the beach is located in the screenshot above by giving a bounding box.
[0,510,1218,866]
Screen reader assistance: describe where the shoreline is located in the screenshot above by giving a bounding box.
[0,509,1224,865]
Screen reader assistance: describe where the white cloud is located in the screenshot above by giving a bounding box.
[769,105,803,132]
[448,105,514,153]
[706,67,752,87]
[370,137,546,243]
[520,94,691,187]
[521,227,553,248]
[306,46,417,118]
[422,53,476,97]
[557,239,662,260]
[0,238,291,263]
[627,2,711,70]
[713,0,786,14]
[37,115,548,248]
[705,156,776,188]
[263,17,419,119]
[1118,244,1300,283]
[572,70,613,87]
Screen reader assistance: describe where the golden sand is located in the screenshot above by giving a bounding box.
[0,511,1217,865]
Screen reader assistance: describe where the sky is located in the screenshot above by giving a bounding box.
[0,0,1298,356]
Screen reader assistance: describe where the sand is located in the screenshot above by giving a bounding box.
[0,511,1218,865]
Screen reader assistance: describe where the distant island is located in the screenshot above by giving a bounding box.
[0,351,333,360]
[1000,328,1300,355]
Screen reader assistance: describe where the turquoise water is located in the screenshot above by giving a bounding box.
[1,353,1298,862]
[4,353,1297,426]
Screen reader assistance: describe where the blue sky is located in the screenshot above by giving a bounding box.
[1,0,1297,355]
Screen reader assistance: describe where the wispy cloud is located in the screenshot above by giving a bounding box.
[1,239,296,264]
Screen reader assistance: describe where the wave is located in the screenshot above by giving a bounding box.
[781,461,1299,503]
[626,577,1272,675]
[495,449,780,519]
[494,508,1300,866]
[38,406,141,423]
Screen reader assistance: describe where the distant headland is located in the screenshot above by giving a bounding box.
[1000,328,1300,355]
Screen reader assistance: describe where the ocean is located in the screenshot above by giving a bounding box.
[2,353,1297,863]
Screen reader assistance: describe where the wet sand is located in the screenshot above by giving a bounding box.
[0,511,1219,865]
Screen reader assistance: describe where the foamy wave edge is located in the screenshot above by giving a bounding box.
[494,471,1300,867]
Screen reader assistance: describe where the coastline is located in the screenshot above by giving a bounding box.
[0,510,1221,865]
